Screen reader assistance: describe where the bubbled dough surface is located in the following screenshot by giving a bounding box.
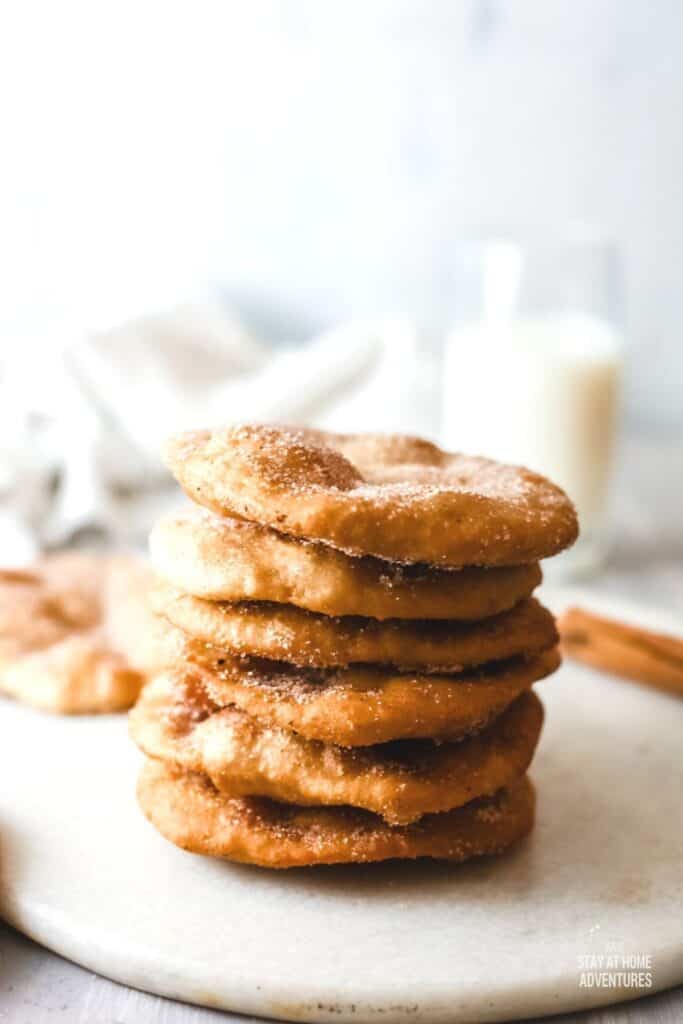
[137,762,535,868]
[174,646,560,746]
[164,424,578,567]
[130,674,543,824]
[153,585,558,671]
[150,509,542,620]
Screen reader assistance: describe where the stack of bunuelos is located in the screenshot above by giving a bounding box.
[131,425,577,869]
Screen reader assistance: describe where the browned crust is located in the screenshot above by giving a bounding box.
[152,585,559,672]
[0,553,149,714]
[130,677,544,824]
[175,646,560,745]
[137,761,536,868]
[150,510,542,620]
[164,425,577,567]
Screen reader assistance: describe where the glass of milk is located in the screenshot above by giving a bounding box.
[443,236,622,577]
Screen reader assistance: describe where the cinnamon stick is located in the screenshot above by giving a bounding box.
[558,605,683,697]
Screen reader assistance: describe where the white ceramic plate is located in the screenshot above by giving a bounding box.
[1,592,681,1023]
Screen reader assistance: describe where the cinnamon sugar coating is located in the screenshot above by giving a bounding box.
[153,584,558,672]
[137,761,536,868]
[0,553,150,713]
[136,422,568,867]
[130,674,543,824]
[150,509,542,620]
[164,425,577,567]
[163,640,559,745]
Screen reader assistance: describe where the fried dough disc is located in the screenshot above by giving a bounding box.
[105,557,170,675]
[154,626,557,745]
[164,424,577,567]
[1,633,143,714]
[150,509,542,620]
[188,647,560,745]
[0,553,148,713]
[153,584,558,671]
[130,675,543,824]
[137,761,536,868]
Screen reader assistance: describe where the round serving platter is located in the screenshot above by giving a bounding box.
[0,590,681,1022]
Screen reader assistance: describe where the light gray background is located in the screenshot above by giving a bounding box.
[2,0,683,430]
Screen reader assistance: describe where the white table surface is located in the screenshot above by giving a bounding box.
[1,436,682,1024]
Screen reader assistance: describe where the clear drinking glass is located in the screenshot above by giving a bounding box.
[442,233,622,577]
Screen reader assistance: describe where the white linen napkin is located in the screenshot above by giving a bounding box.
[20,303,434,547]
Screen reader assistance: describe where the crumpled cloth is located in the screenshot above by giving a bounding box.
[2,302,436,556]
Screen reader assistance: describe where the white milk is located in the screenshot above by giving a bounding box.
[442,312,621,536]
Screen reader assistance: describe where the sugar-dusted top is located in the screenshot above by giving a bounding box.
[164,424,578,567]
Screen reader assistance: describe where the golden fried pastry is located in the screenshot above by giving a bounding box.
[164,424,577,567]
[138,760,536,868]
[153,584,558,672]
[181,647,559,745]
[0,555,101,654]
[130,673,542,824]
[150,509,542,620]
[105,557,169,675]
[0,553,148,713]
[0,632,143,713]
